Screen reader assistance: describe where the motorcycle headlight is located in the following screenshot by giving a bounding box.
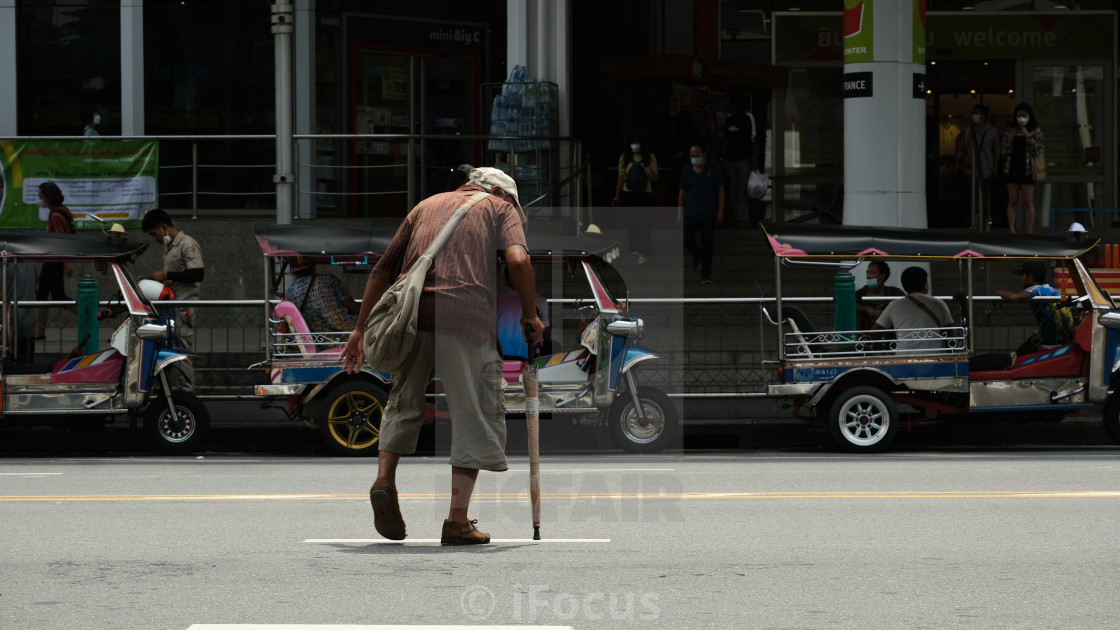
[606,318,644,339]
[136,322,170,340]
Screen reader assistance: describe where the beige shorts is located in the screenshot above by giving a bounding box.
[379,331,507,471]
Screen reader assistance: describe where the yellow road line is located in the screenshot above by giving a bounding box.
[2,490,1120,502]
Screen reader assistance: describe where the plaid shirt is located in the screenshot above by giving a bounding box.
[374,185,526,345]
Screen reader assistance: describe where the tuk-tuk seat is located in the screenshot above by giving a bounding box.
[503,360,525,383]
[273,301,343,359]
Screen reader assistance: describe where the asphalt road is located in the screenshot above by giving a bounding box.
[3,450,1120,629]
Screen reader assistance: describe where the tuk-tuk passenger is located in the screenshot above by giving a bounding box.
[856,261,904,330]
[872,266,953,352]
[285,256,360,332]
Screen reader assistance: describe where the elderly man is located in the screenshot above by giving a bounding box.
[341,167,544,546]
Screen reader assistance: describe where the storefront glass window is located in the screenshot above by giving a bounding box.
[16,2,121,135]
[783,67,843,176]
[1030,65,1105,179]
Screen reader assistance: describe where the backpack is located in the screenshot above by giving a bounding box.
[625,160,649,191]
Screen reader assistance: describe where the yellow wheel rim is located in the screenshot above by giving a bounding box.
[325,389,384,451]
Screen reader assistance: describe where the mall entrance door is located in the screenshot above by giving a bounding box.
[927,60,1016,230]
[349,50,480,217]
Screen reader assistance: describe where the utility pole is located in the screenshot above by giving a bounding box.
[272,3,295,224]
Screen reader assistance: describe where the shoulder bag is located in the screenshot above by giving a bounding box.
[362,191,490,372]
[1030,150,1047,182]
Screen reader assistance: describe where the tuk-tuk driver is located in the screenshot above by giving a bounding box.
[996,261,1074,347]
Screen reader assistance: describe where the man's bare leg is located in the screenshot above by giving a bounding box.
[448,466,479,523]
[441,466,490,545]
[369,451,406,540]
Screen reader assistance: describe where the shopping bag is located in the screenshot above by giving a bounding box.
[747,170,769,199]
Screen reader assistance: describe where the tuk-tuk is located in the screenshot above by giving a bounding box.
[762,223,1120,452]
[0,230,210,453]
[252,224,677,455]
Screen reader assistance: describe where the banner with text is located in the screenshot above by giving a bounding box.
[0,140,158,229]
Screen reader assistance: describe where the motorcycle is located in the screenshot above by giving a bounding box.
[251,224,677,454]
[0,230,210,454]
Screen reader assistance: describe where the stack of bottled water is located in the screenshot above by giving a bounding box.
[488,65,556,152]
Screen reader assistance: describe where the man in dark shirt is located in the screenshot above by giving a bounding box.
[722,92,758,228]
[677,143,724,284]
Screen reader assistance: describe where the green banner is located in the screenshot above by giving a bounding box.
[0,140,158,229]
[777,12,1114,63]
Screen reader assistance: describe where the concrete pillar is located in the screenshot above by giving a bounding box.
[0,0,17,135]
[506,1,570,135]
[842,0,927,229]
[120,1,145,136]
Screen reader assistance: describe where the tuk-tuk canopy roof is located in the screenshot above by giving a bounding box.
[253,225,396,259]
[762,223,1097,260]
[0,231,149,260]
[253,224,620,261]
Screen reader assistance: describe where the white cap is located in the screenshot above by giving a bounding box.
[109,223,126,234]
[583,223,602,235]
[468,167,525,224]
[1068,222,1087,233]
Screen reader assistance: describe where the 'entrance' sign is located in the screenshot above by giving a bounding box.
[843,72,873,98]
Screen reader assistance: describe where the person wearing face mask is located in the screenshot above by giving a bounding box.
[677,143,724,284]
[82,108,101,137]
[34,182,76,340]
[612,136,659,265]
[141,209,204,392]
[855,261,904,330]
[955,105,999,229]
[1000,102,1045,234]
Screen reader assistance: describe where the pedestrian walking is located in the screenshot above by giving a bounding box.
[721,92,759,228]
[677,143,724,284]
[340,167,544,545]
[34,182,75,340]
[612,135,659,264]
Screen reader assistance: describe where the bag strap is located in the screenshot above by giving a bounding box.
[419,191,491,260]
[907,294,947,328]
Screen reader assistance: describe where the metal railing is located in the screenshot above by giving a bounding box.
[782,327,968,359]
[0,133,589,225]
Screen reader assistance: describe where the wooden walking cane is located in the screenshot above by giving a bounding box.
[524,324,541,540]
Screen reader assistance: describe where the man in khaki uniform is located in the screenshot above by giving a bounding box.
[141,209,204,392]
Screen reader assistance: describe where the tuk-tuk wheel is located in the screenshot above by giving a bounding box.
[143,392,211,455]
[828,386,898,453]
[1102,392,1120,446]
[609,387,678,454]
[318,381,388,456]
